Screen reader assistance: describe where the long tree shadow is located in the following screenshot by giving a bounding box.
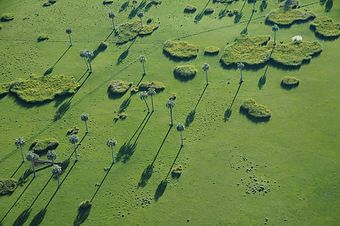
[128,0,147,19]
[117,37,138,65]
[240,1,257,34]
[234,0,247,23]
[43,45,72,76]
[128,113,150,143]
[138,126,173,187]
[258,48,275,89]
[154,145,183,201]
[224,82,243,122]
[194,0,212,23]
[185,84,208,127]
[10,161,24,178]
[218,2,230,19]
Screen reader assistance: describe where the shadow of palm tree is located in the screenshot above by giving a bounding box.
[224,83,242,122]
[194,0,212,23]
[13,208,31,226]
[185,84,208,127]
[116,142,137,163]
[54,101,70,121]
[29,208,46,226]
[73,203,92,226]
[119,1,129,12]
[154,180,168,201]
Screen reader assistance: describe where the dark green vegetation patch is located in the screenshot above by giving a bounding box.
[281,76,300,89]
[29,138,59,156]
[163,40,199,60]
[184,5,197,14]
[266,9,315,26]
[173,65,198,80]
[37,34,49,42]
[0,13,14,22]
[0,178,18,196]
[116,20,159,44]
[108,80,132,97]
[310,16,340,39]
[240,99,271,122]
[204,46,220,55]
[139,81,165,92]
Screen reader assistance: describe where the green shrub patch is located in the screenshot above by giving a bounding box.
[173,65,197,81]
[116,20,159,44]
[29,138,59,156]
[184,5,197,14]
[310,16,340,39]
[163,40,199,60]
[281,76,299,89]
[171,165,183,178]
[204,46,220,55]
[0,178,18,196]
[204,8,215,15]
[240,99,271,122]
[139,81,165,92]
[9,75,80,103]
[37,34,49,42]
[0,83,9,97]
[108,80,132,97]
[0,13,14,22]
[266,9,315,26]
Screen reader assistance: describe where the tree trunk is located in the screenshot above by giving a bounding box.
[170,107,173,126]
[180,132,183,146]
[88,59,92,73]
[20,147,24,162]
[151,96,154,112]
[85,121,88,133]
[74,144,78,161]
[205,71,209,84]
[32,162,36,177]
[68,34,72,46]
[83,58,89,70]
[144,99,150,112]
[142,62,146,75]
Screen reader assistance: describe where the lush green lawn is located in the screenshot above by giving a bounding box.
[0,0,339,225]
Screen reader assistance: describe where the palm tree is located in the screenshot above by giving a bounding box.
[85,50,94,73]
[47,150,57,166]
[80,50,89,70]
[237,62,245,84]
[147,87,156,112]
[137,11,144,30]
[15,137,26,162]
[202,63,210,85]
[106,138,117,163]
[26,151,39,177]
[139,55,146,76]
[66,28,73,46]
[272,24,279,46]
[166,99,175,126]
[69,134,79,161]
[52,165,62,188]
[139,91,150,113]
[176,123,185,147]
[108,11,116,30]
[80,113,89,133]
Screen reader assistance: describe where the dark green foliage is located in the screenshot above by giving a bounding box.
[13,208,31,226]
[37,34,49,42]
[240,99,271,122]
[17,169,32,186]
[259,0,268,12]
[325,0,333,12]
[281,76,299,89]
[0,178,18,196]
[29,138,59,156]
[173,65,198,81]
[116,142,137,163]
[185,110,196,127]
[60,159,70,173]
[204,8,215,15]
[116,20,159,44]
[29,208,47,226]
[163,40,199,60]
[138,81,165,92]
[102,0,113,5]
[184,5,197,13]
[0,13,14,22]
[171,165,183,178]
[138,164,153,187]
[74,201,92,226]
[154,180,168,201]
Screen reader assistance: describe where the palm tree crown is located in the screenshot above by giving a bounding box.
[69,134,79,145]
[147,87,156,96]
[139,55,146,63]
[47,150,57,162]
[15,137,25,148]
[139,91,148,100]
[137,11,144,18]
[202,63,210,72]
[66,28,72,34]
[52,165,62,177]
[272,24,279,32]
[81,113,89,122]
[106,138,117,149]
[237,62,245,70]
[176,123,185,132]
[26,151,39,162]
[166,99,175,109]
[109,11,115,19]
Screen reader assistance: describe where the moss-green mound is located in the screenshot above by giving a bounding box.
[281,76,300,89]
[0,178,18,196]
[0,13,14,22]
[163,40,199,60]
[184,5,196,13]
[116,20,159,44]
[310,16,340,39]
[204,46,220,55]
[0,83,9,97]
[272,41,322,66]
[108,80,132,97]
[173,65,197,80]
[139,81,165,92]
[266,9,315,26]
[240,99,271,122]
[29,138,59,156]
[171,165,183,178]
[9,75,79,103]
[220,36,272,67]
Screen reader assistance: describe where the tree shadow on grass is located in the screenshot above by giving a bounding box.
[10,161,24,178]
[128,0,147,19]
[117,37,138,65]
[73,204,91,226]
[194,0,212,23]
[29,208,46,226]
[185,84,208,127]
[119,1,129,12]
[43,45,72,76]
[13,208,31,226]
[224,83,242,122]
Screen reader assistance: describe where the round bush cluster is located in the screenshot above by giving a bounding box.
[173,65,198,80]
[281,76,299,89]
[204,46,220,55]
[184,5,197,14]
[240,99,271,122]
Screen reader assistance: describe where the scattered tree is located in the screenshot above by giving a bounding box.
[80,113,89,133]
[26,151,39,177]
[166,99,175,126]
[69,134,79,162]
[147,87,156,112]
[139,55,146,76]
[47,150,57,166]
[176,123,185,147]
[272,24,279,46]
[139,91,150,113]
[52,165,62,188]
[66,28,73,46]
[80,50,89,70]
[202,63,210,85]
[106,138,117,163]
[15,137,26,162]
[237,62,245,84]
[108,11,116,30]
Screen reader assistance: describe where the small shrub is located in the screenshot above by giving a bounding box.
[204,46,220,55]
[67,127,79,136]
[116,20,159,44]
[98,41,108,51]
[240,99,271,122]
[281,76,299,89]
[204,7,215,15]
[29,138,59,156]
[102,0,113,5]
[310,16,340,39]
[266,9,315,26]
[0,13,14,22]
[163,40,199,60]
[184,5,197,13]
[37,34,49,42]
[108,80,132,97]
[0,178,18,196]
[173,65,197,80]
[171,165,183,178]
[139,81,165,92]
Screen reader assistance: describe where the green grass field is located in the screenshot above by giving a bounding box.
[0,0,339,225]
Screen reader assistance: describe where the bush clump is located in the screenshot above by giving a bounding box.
[102,0,113,5]
[204,46,220,55]
[204,7,215,15]
[37,34,49,42]
[74,200,92,226]
[29,138,59,156]
[240,99,271,122]
[173,65,198,80]
[310,16,340,39]
[163,40,199,60]
[171,165,183,178]
[116,20,159,44]
[139,81,165,92]
[0,13,14,22]
[108,80,132,97]
[266,9,315,26]
[281,76,300,89]
[0,178,18,196]
[184,5,197,13]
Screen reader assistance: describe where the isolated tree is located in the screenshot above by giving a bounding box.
[52,165,62,188]
[106,138,117,163]
[139,91,150,113]
[272,24,279,46]
[66,28,73,46]
[137,11,144,29]
[85,50,94,73]
[176,123,185,147]
[26,151,39,177]
[15,137,26,162]
[202,63,210,85]
[108,11,116,30]
[69,134,79,162]
[47,150,57,166]
[237,62,245,84]
[139,55,146,75]
[80,113,89,133]
[147,87,156,112]
[80,50,89,70]
[166,99,175,126]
